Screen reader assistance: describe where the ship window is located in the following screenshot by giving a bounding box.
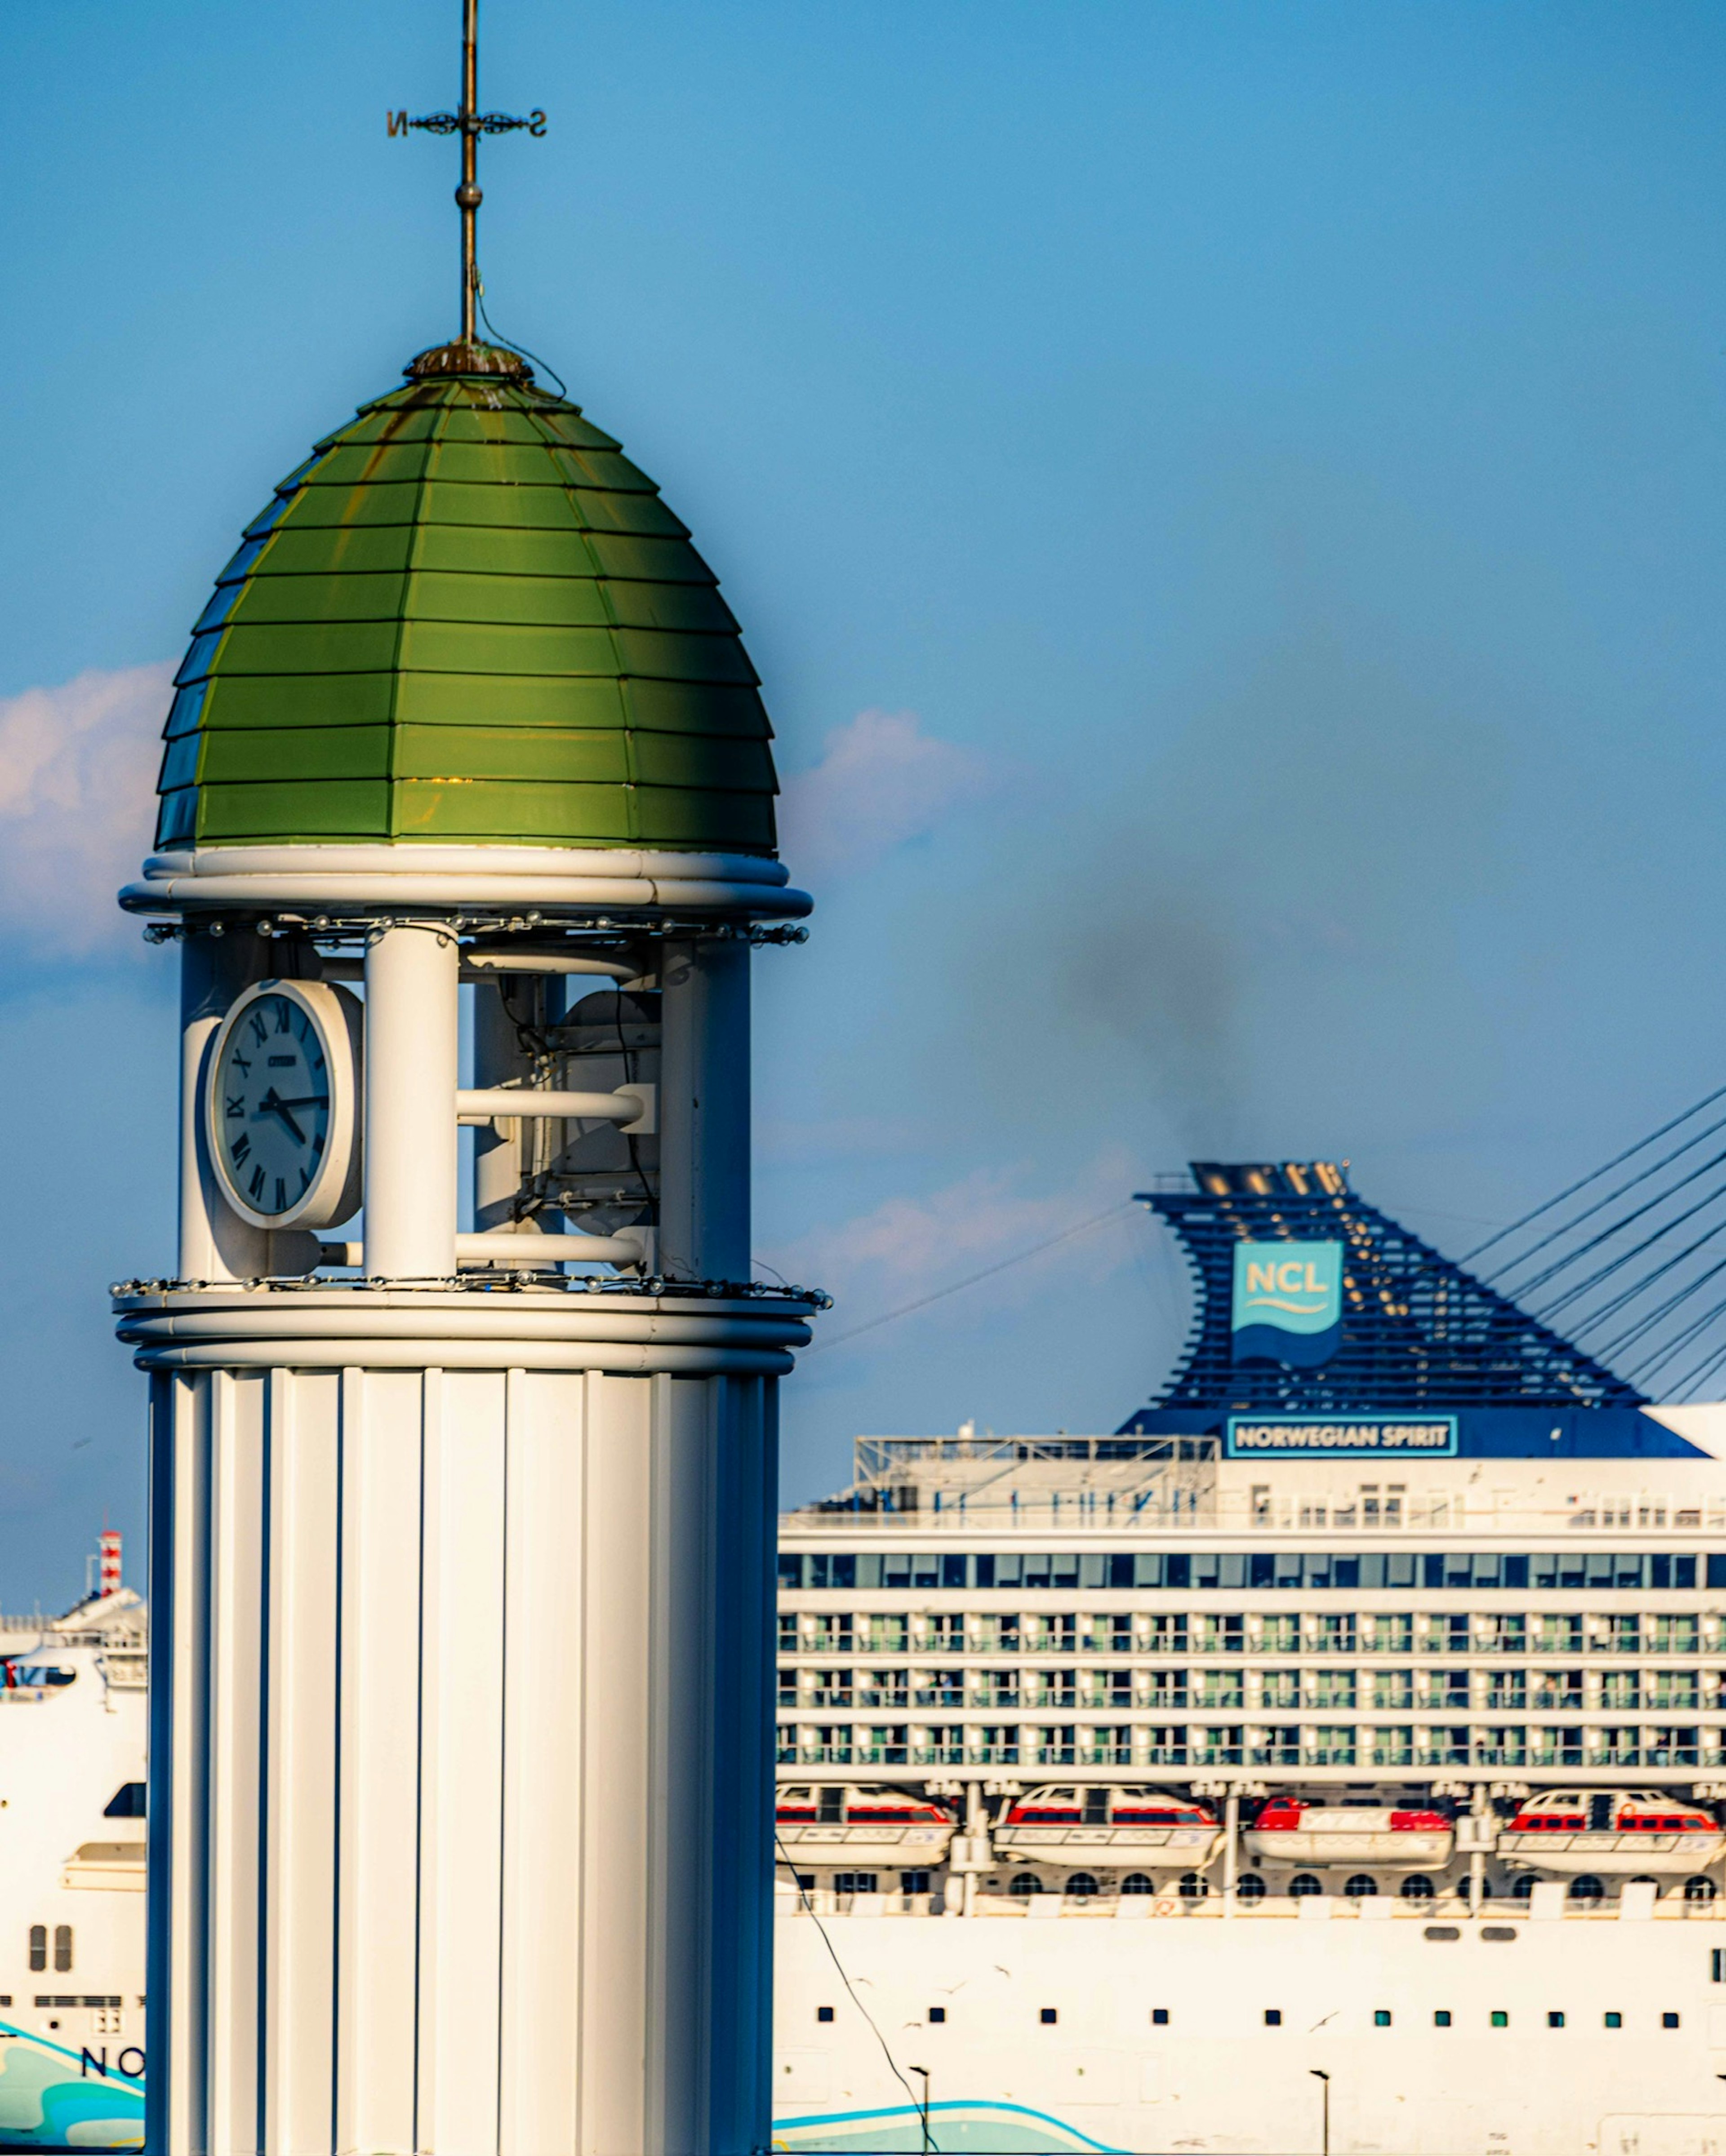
[1568,1875,1604,1903]
[1264,2010,1282,2026]
[1010,1872,1042,1897]
[1686,1877,1718,1903]
[900,1871,931,1896]
[1122,1873,1154,1895]
[816,2006,834,2023]
[833,1873,876,1896]
[1374,2010,1392,2027]
[1605,2012,1623,2027]
[1345,1874,1378,1899]
[929,2007,946,2023]
[1511,1875,1536,1899]
[103,1783,146,1819]
[1151,2008,1169,2025]
[1664,2012,1681,2028]
[53,1927,71,1973]
[1434,2011,1452,2027]
[1066,1872,1099,1899]
[1290,1874,1322,1898]
[1401,1876,1435,1901]
[1490,2011,1509,2028]
[26,1928,43,1974]
[1040,2008,1058,2025]
[1548,2012,1565,2027]
[1236,1875,1267,1902]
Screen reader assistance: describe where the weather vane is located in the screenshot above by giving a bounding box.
[389,0,547,348]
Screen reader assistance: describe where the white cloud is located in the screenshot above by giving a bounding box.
[765,1151,1139,1340]
[0,662,171,956]
[777,708,989,880]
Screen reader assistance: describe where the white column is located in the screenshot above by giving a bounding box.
[145,1349,778,2156]
[365,925,459,1278]
[659,938,749,1281]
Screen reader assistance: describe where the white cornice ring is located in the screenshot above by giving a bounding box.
[114,1284,813,1376]
[119,844,812,921]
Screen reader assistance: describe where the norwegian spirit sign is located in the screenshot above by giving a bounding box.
[1226,1415,1459,1459]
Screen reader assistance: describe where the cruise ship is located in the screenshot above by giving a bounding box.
[9,1165,1726,2152]
[0,1538,147,2148]
[769,1162,1726,2155]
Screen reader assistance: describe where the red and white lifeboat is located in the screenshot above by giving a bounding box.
[992,1786,1223,1868]
[774,1785,957,1864]
[1244,1798,1455,1868]
[1497,1789,1724,1876]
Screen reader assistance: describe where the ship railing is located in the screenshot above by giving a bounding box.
[785,1495,1726,1534]
[944,1894,1726,1921]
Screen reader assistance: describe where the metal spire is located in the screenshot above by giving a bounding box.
[390,0,546,349]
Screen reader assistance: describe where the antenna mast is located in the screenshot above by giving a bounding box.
[389,0,547,350]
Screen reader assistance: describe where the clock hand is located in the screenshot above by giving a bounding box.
[269,1095,330,1110]
[256,1088,308,1146]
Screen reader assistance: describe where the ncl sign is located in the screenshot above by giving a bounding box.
[1231,1239,1343,1368]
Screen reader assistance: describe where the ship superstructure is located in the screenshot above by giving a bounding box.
[770,1164,1726,2153]
[0,1553,150,2148]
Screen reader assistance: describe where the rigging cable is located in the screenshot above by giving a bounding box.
[1592,1250,1726,1369]
[775,1832,939,2150]
[1616,1271,1726,1387]
[1655,1321,1726,1402]
[803,1202,1134,1356]
[1532,1175,1726,1325]
[1459,1081,1726,1267]
[1494,1143,1726,1304]
[1552,1209,1726,1342]
[1481,1110,1726,1291]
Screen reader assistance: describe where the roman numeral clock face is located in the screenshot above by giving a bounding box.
[207,978,363,1233]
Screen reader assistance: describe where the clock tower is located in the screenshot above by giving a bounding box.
[111,36,814,2151]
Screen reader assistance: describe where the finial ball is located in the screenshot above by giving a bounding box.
[456,183,483,209]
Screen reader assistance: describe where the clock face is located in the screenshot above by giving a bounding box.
[207,979,361,1230]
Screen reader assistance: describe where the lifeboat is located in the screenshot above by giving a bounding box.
[774,1784,957,1864]
[1244,1798,1455,1868]
[992,1786,1223,1868]
[1497,1789,1725,1876]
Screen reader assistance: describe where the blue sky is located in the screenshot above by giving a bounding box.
[4,0,1726,1602]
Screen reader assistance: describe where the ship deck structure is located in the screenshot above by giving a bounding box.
[768,1163,1726,2154]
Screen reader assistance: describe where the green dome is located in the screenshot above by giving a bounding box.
[156,345,778,854]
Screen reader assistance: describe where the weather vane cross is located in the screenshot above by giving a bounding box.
[389,0,547,348]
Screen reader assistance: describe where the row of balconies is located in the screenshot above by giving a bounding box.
[780,1618,1712,1655]
[779,1673,1726,1711]
[775,1733,1726,1769]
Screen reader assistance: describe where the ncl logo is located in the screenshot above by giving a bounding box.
[1231,1240,1343,1367]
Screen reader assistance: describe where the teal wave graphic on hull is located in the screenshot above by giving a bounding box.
[773,2096,1122,2152]
[1237,1294,1329,1315]
[0,2025,143,2150]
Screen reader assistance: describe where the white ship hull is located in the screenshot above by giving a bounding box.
[771,1906,1726,2154]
